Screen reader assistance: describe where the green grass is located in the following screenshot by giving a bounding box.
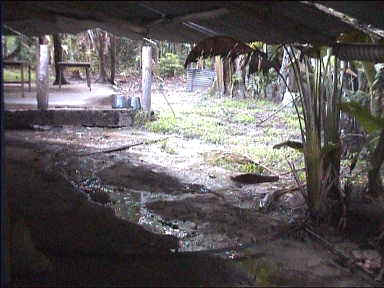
[3,69,36,82]
[147,92,307,174]
[147,114,227,144]
[4,68,55,82]
[280,109,302,129]
[233,113,255,124]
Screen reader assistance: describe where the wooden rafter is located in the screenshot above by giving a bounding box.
[146,7,229,28]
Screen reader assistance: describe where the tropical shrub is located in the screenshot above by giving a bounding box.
[158,53,184,78]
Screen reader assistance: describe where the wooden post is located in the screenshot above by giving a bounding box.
[21,63,24,97]
[36,36,49,110]
[86,67,91,91]
[141,45,152,113]
[59,65,62,89]
[110,34,116,85]
[214,56,224,95]
[28,64,31,92]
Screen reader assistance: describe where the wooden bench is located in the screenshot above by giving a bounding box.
[4,60,32,97]
[57,62,91,91]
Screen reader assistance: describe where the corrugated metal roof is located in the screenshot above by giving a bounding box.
[3,1,383,45]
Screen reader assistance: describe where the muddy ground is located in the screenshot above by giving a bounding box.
[5,79,384,286]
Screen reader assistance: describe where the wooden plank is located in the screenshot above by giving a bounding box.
[3,61,29,66]
[57,62,91,67]
[4,81,31,84]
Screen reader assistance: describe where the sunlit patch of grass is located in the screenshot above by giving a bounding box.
[263,127,282,138]
[148,92,305,173]
[280,109,302,129]
[233,113,255,124]
[222,98,251,109]
[239,162,265,174]
[213,158,239,171]
[205,152,265,173]
[146,112,226,144]
[146,115,177,134]
[4,69,36,82]
[227,135,255,146]
[191,105,222,118]
[246,145,303,173]
[221,98,272,110]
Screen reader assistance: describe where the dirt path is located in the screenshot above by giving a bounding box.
[5,79,384,286]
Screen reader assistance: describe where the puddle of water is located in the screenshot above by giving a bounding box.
[54,155,251,253]
[65,169,196,243]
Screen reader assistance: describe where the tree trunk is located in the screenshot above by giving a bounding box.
[153,41,159,64]
[175,43,182,57]
[95,30,109,83]
[36,36,50,110]
[141,46,152,114]
[2,36,7,57]
[52,34,69,85]
[223,58,232,97]
[110,34,116,85]
[115,37,121,69]
[323,56,342,201]
[214,56,224,96]
[231,56,246,99]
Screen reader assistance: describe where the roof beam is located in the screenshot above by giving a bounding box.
[182,21,220,37]
[147,7,229,28]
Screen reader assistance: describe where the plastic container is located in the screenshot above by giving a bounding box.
[131,96,141,110]
[112,93,127,109]
[125,97,132,108]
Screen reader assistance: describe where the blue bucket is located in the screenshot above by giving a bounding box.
[112,94,127,109]
[131,96,141,110]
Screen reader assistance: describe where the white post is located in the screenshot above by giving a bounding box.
[36,36,50,110]
[141,45,152,113]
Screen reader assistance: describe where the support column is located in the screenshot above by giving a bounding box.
[28,64,31,92]
[36,36,50,110]
[21,63,24,98]
[141,45,152,113]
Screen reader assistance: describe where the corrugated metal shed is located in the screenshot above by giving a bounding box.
[186,69,216,92]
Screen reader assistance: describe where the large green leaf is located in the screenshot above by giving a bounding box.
[339,101,384,133]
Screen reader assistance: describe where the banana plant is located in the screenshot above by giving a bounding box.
[339,68,384,197]
[282,44,345,224]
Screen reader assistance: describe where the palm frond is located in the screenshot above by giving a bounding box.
[184,36,253,68]
[184,36,281,76]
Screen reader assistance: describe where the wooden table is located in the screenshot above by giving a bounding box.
[57,62,91,91]
[4,60,31,97]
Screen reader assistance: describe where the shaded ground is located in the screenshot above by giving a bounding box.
[4,79,384,286]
